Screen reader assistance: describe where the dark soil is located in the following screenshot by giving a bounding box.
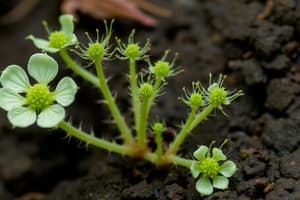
[0,0,300,199]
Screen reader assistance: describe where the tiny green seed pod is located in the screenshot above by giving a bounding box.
[153,61,170,78]
[209,87,227,106]
[139,83,153,99]
[189,93,203,109]
[125,44,140,60]
[87,42,105,61]
[49,31,68,48]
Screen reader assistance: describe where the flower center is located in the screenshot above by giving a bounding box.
[49,31,68,48]
[154,61,170,78]
[125,44,140,60]
[209,87,227,106]
[88,42,105,61]
[26,84,54,111]
[199,157,220,178]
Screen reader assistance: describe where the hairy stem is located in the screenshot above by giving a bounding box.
[167,108,197,154]
[94,60,133,144]
[190,104,215,131]
[59,48,100,87]
[129,59,140,131]
[59,120,132,155]
[137,97,150,147]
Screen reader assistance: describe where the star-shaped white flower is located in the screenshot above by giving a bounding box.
[0,53,78,128]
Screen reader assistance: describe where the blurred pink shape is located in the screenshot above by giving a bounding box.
[61,0,160,26]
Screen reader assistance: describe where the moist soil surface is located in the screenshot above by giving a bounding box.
[0,0,300,199]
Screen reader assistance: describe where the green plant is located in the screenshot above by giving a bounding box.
[0,14,243,196]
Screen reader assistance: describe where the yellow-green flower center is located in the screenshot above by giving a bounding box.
[198,157,220,178]
[154,61,170,78]
[139,83,153,99]
[210,87,227,106]
[125,44,140,60]
[189,93,202,108]
[49,31,68,48]
[88,42,104,61]
[26,84,54,111]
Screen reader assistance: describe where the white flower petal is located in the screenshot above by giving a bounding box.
[0,88,25,111]
[196,176,213,196]
[220,161,237,177]
[190,161,201,178]
[37,104,65,128]
[207,83,218,92]
[8,107,36,128]
[193,145,208,161]
[59,14,74,35]
[212,176,229,190]
[54,77,78,106]
[212,147,226,161]
[0,65,30,93]
[26,35,59,53]
[28,53,58,85]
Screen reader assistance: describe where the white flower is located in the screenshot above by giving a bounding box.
[0,53,78,128]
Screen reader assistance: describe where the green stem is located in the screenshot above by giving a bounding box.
[167,108,197,154]
[59,48,100,87]
[147,77,161,114]
[154,130,163,163]
[167,155,193,168]
[190,104,215,131]
[94,60,133,144]
[137,98,150,147]
[59,120,132,155]
[129,59,140,131]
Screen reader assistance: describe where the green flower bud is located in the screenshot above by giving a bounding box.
[153,61,170,78]
[152,122,164,134]
[139,83,153,99]
[26,84,54,111]
[189,93,202,108]
[125,44,140,60]
[87,42,105,61]
[49,31,68,48]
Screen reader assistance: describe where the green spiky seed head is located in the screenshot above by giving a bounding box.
[210,87,227,106]
[153,61,170,78]
[189,93,202,108]
[125,44,140,60]
[49,31,68,48]
[26,84,54,111]
[139,83,153,99]
[87,42,105,61]
[198,157,220,178]
[152,122,164,134]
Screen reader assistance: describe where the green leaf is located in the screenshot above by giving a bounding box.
[196,176,213,196]
[28,53,58,85]
[8,107,36,127]
[0,88,25,111]
[220,160,237,177]
[59,14,74,36]
[37,104,65,128]
[0,65,30,93]
[54,77,78,106]
[26,35,59,53]
[190,161,201,178]
[212,176,229,189]
[193,145,208,161]
[212,147,226,161]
